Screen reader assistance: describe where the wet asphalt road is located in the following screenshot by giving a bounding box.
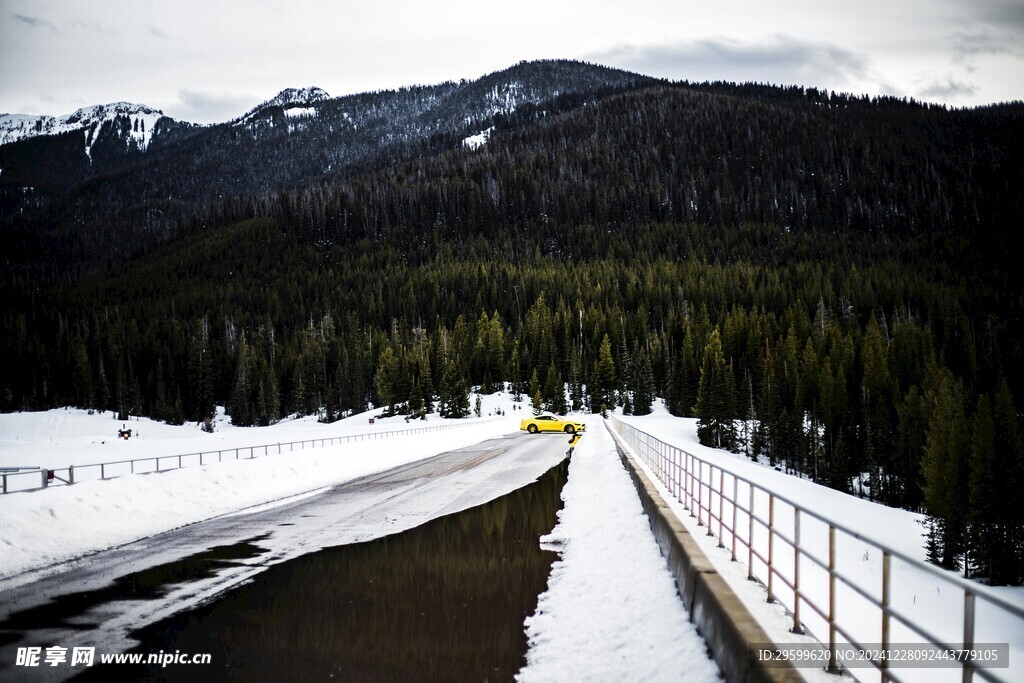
[0,431,569,682]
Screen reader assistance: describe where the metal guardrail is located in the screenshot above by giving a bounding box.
[1,420,498,495]
[608,416,1023,683]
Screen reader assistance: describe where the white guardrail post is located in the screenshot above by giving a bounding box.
[607,416,1023,683]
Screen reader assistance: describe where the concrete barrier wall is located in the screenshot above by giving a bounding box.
[608,426,804,683]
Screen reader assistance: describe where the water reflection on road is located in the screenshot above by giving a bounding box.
[78,460,569,682]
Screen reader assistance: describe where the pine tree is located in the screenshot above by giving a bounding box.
[508,342,524,402]
[186,318,215,423]
[632,348,655,416]
[968,395,996,578]
[895,385,928,508]
[420,352,435,413]
[486,311,505,394]
[695,328,735,450]
[992,381,1024,584]
[595,334,616,411]
[408,379,425,419]
[375,345,399,414]
[439,355,470,418]
[757,340,779,466]
[257,377,271,425]
[568,348,584,412]
[71,339,93,408]
[799,340,821,480]
[542,361,566,413]
[96,357,110,414]
[255,350,280,426]
[921,369,969,570]
[742,369,758,460]
[618,334,633,408]
[229,334,253,426]
[676,316,699,416]
[529,369,542,415]
[542,361,558,412]
[861,316,893,502]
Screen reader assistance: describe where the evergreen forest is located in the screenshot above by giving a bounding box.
[1,64,1022,582]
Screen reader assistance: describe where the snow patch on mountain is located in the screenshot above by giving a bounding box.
[284,107,317,119]
[236,87,330,124]
[0,102,167,151]
[463,126,494,149]
[266,87,330,108]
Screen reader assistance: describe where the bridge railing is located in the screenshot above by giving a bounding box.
[608,416,1023,683]
[1,420,499,495]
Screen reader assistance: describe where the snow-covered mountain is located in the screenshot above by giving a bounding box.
[0,60,655,256]
[0,102,170,154]
[236,86,331,124]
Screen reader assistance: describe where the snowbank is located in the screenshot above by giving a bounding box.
[518,416,720,682]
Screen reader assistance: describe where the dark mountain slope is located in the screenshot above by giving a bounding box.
[327,86,1021,240]
[0,60,655,283]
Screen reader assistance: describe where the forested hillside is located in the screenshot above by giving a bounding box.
[0,61,654,285]
[1,62,1021,581]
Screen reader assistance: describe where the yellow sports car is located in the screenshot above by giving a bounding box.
[520,414,586,434]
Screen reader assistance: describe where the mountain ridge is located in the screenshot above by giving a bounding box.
[1,59,1020,290]
[0,60,655,278]
[236,86,332,123]
[0,102,170,149]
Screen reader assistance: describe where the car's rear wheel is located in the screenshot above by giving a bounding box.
[528,424,538,434]
[564,425,575,434]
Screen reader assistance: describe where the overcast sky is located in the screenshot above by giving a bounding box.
[1,0,1022,123]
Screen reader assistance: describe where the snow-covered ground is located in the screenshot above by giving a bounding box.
[0,395,720,679]
[0,397,513,471]
[518,415,721,682]
[0,393,531,582]
[6,394,1017,681]
[0,394,723,681]
[617,401,1024,683]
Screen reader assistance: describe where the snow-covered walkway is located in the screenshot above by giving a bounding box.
[618,403,1024,683]
[518,416,721,682]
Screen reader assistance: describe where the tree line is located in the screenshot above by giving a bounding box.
[1,216,1020,581]
[1,78,1021,582]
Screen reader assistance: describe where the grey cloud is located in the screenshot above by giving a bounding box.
[951,29,1022,64]
[590,36,869,90]
[945,0,1024,67]
[11,13,57,31]
[918,78,978,101]
[974,0,1024,30]
[69,19,116,35]
[167,90,261,124]
[946,27,1019,79]
[144,24,169,39]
